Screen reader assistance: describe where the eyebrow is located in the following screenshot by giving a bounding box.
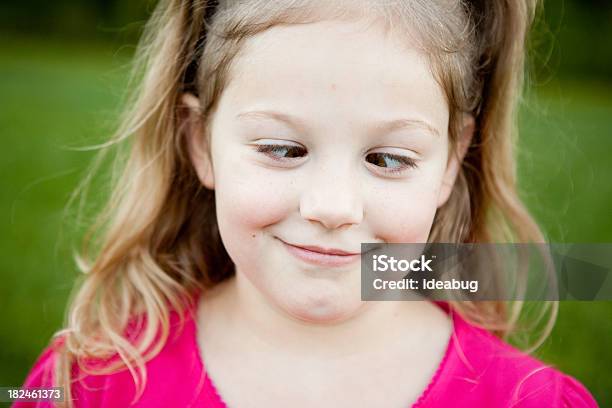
[236,109,440,137]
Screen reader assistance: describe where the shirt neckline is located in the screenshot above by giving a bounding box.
[187,291,228,407]
[410,301,458,407]
[188,293,458,408]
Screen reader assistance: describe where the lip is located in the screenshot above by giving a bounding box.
[278,239,362,268]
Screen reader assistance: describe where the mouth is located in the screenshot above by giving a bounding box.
[276,238,362,268]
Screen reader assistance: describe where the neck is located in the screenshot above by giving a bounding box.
[199,273,451,360]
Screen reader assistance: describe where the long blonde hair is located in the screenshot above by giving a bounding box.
[54,0,556,405]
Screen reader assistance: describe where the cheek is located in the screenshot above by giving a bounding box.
[214,156,295,237]
[367,165,444,243]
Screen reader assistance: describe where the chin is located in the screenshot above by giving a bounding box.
[279,289,364,325]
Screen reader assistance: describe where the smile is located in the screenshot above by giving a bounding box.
[277,238,362,268]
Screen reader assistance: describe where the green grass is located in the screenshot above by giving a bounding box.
[0,36,130,391]
[517,79,612,405]
[1,36,610,406]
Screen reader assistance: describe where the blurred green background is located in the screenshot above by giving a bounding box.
[1,0,611,406]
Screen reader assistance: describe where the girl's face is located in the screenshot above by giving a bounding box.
[188,19,472,323]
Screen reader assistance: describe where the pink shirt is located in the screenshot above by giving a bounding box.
[17,300,598,407]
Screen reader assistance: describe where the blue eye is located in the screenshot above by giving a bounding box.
[254,144,418,174]
[365,152,418,174]
[255,144,307,160]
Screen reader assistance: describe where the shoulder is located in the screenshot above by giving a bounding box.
[16,336,63,399]
[17,306,205,407]
[421,308,599,407]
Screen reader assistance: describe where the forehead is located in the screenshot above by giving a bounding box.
[220,19,449,132]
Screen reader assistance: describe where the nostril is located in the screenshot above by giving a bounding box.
[300,199,363,230]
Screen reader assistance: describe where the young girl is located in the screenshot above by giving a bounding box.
[18,0,598,407]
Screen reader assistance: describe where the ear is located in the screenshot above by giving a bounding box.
[437,114,475,208]
[180,93,215,190]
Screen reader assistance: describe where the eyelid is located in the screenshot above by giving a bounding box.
[366,151,419,175]
[253,142,307,161]
[252,142,420,175]
[255,139,303,147]
[368,145,420,156]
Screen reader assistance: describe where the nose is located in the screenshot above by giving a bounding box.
[299,160,364,230]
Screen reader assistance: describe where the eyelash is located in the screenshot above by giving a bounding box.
[254,143,418,175]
